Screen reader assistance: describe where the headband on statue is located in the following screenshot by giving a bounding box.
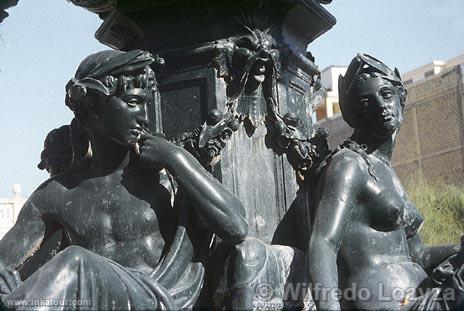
[65,50,164,111]
[341,53,403,96]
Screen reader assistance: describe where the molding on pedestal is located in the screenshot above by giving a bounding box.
[0,0,18,23]
[68,0,336,53]
[68,0,116,14]
[94,10,144,50]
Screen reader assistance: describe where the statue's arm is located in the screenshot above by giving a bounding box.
[308,155,359,311]
[0,200,47,271]
[140,135,248,245]
[408,234,460,273]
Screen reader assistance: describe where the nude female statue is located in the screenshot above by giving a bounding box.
[0,50,248,310]
[308,54,463,311]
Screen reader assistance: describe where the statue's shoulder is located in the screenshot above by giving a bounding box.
[316,147,368,186]
[28,174,72,212]
[330,147,361,162]
[324,147,364,171]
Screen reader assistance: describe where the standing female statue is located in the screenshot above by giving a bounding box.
[0,50,247,310]
[308,54,463,311]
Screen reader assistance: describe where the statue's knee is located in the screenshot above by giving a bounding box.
[234,238,266,266]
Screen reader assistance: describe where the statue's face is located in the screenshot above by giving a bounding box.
[353,77,403,138]
[91,84,153,147]
[232,30,279,88]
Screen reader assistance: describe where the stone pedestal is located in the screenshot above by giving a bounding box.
[70,0,335,242]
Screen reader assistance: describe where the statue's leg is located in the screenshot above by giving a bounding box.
[3,246,168,310]
[226,238,268,310]
[224,238,313,311]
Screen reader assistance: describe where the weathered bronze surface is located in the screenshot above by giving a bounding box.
[2,1,462,311]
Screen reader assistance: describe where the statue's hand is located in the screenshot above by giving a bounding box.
[138,132,178,168]
[0,269,22,295]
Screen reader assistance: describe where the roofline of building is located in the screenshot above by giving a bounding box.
[321,65,348,72]
[403,52,464,77]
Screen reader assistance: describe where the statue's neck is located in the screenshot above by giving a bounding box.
[351,129,398,164]
[87,133,134,174]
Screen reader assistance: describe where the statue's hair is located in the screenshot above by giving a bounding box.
[65,50,164,117]
[38,125,73,175]
[38,119,90,175]
[338,53,407,128]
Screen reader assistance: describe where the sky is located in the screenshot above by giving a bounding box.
[0,0,463,197]
[309,1,464,73]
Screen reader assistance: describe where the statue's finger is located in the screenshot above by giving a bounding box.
[0,271,15,292]
[10,270,21,287]
[138,146,150,160]
[139,132,152,141]
[140,126,153,135]
[141,129,165,138]
[0,277,11,294]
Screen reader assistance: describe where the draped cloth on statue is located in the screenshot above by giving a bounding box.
[404,243,464,311]
[2,226,205,311]
[211,238,314,311]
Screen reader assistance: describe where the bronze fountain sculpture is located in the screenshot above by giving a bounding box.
[0,1,463,311]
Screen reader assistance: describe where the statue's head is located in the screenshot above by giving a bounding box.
[339,54,407,138]
[38,125,73,176]
[216,27,280,101]
[65,50,164,148]
[38,119,90,175]
[233,27,279,87]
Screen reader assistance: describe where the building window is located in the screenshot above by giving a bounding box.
[316,107,327,121]
[424,70,434,78]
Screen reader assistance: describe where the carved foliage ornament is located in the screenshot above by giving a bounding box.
[178,110,240,171]
[267,96,330,183]
[214,27,281,127]
[210,27,331,178]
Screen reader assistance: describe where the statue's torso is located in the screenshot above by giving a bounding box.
[331,150,428,309]
[39,167,177,274]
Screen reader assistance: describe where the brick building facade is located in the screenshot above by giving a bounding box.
[393,65,464,185]
[317,63,464,186]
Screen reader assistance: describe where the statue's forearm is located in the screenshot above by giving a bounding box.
[165,147,248,244]
[0,229,43,271]
[0,202,46,271]
[308,240,342,311]
[422,244,461,271]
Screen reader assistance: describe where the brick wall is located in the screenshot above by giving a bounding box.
[316,65,464,186]
[393,65,464,185]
